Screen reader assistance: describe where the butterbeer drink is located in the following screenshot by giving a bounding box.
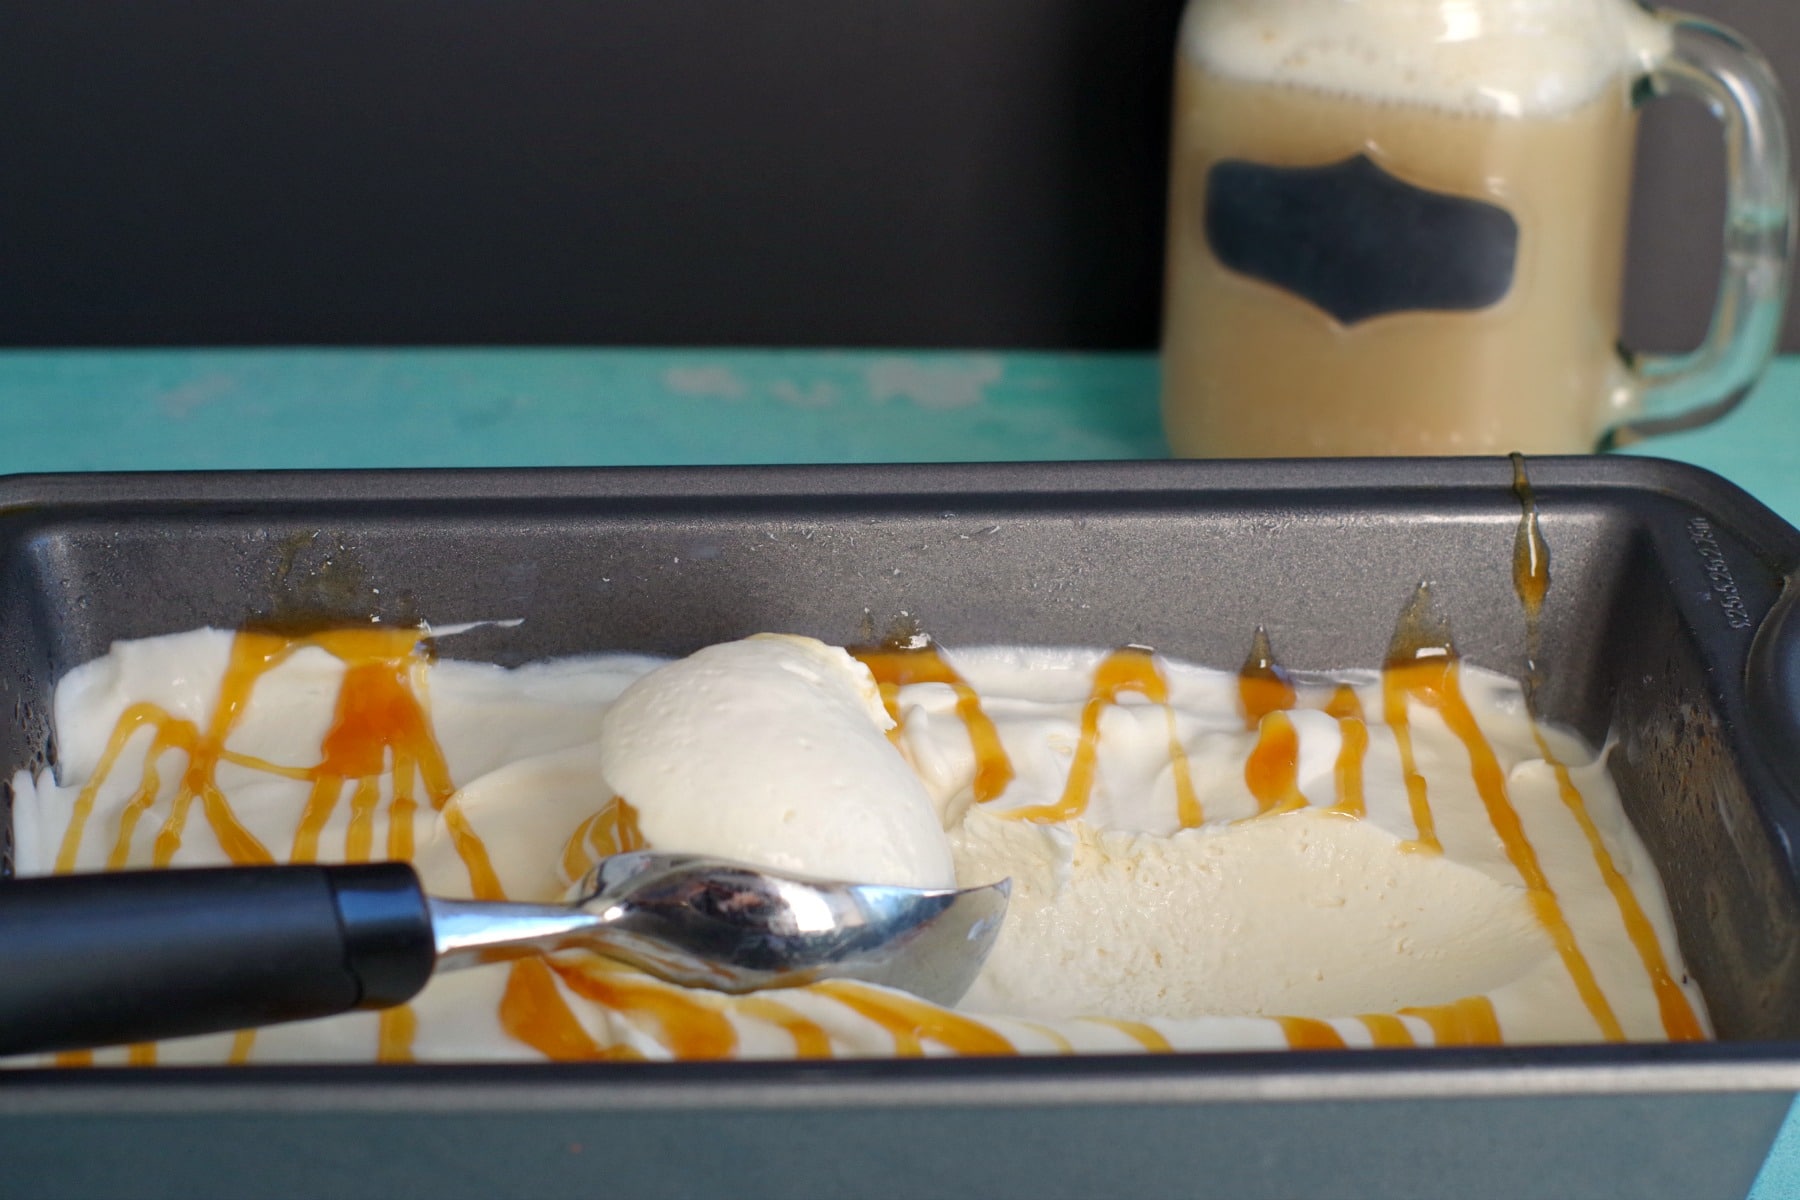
[1158,0,1784,457]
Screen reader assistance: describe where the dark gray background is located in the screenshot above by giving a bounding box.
[0,1,1789,352]
[1627,1,1797,354]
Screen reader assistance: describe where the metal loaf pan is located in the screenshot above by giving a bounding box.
[2,457,1799,1200]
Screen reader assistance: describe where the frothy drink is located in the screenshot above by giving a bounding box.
[1161,0,1672,456]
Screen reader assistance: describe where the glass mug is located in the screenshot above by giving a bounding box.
[1160,0,1794,457]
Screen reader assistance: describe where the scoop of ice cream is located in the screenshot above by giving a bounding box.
[595,634,956,888]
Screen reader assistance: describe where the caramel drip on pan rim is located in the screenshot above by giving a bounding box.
[1510,452,1550,700]
[1238,627,1296,727]
[1507,457,1699,1041]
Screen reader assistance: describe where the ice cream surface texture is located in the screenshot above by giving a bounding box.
[10,627,1709,1064]
[595,634,954,889]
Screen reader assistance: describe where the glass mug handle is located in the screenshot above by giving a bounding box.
[1603,11,1794,449]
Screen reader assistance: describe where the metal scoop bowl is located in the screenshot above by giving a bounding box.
[0,854,1010,1056]
[435,851,1009,1006]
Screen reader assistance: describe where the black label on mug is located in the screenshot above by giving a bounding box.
[1204,155,1519,325]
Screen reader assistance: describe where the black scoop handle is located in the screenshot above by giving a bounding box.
[0,863,436,1057]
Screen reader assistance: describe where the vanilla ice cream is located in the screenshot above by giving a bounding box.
[596,634,953,889]
[8,627,1708,1065]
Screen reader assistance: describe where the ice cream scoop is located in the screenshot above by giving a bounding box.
[0,852,1009,1056]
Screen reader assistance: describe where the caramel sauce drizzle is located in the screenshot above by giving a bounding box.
[558,796,648,890]
[499,957,609,1061]
[58,628,500,1064]
[731,996,837,1059]
[1385,565,1625,1042]
[376,1007,418,1063]
[1238,627,1296,728]
[1356,1013,1415,1048]
[1399,996,1503,1046]
[288,631,488,1061]
[812,981,1017,1057]
[1381,664,1443,855]
[1000,647,1203,826]
[1503,463,1633,1038]
[46,620,1697,1065]
[52,624,658,1068]
[502,796,652,1057]
[551,958,740,1060]
[58,706,185,871]
[147,634,291,868]
[1532,733,1705,1042]
[329,636,496,899]
[1081,1018,1174,1052]
[1381,584,1457,854]
[1239,629,1307,818]
[1276,1018,1347,1050]
[854,644,1015,804]
[1244,711,1304,816]
[1508,457,1701,1042]
[1324,686,1370,819]
[1392,655,1625,1041]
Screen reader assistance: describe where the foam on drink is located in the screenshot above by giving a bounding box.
[1181,0,1670,117]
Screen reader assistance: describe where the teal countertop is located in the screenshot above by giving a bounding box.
[2,347,1798,1198]
[1,349,1794,526]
